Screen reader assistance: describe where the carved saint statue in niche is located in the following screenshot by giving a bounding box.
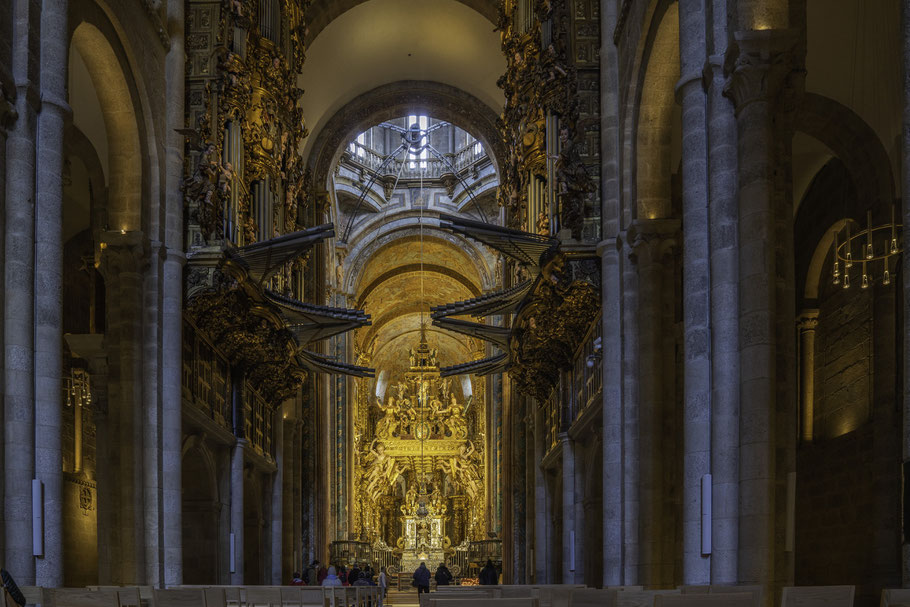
[376,395,400,439]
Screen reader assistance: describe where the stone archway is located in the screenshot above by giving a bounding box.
[182,443,220,584]
[633,0,680,221]
[306,0,498,44]
[70,22,142,232]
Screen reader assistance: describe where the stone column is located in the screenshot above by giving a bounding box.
[231,439,247,585]
[3,4,38,582]
[706,0,741,583]
[598,238,624,586]
[0,58,15,575]
[511,396,527,583]
[534,406,548,583]
[99,232,147,584]
[571,438,585,585]
[723,29,796,590]
[34,0,71,585]
[678,0,712,585]
[142,244,161,586]
[621,238,640,584]
[631,220,678,587]
[797,311,819,443]
[599,0,624,586]
[902,0,910,586]
[559,433,575,583]
[271,418,284,585]
[162,0,186,586]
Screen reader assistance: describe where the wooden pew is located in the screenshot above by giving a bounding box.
[429,598,540,607]
[881,589,910,607]
[300,588,328,607]
[710,586,762,607]
[570,588,618,607]
[655,593,753,607]
[151,588,207,607]
[780,586,854,607]
[245,588,283,607]
[204,588,227,607]
[615,590,681,607]
[52,589,120,607]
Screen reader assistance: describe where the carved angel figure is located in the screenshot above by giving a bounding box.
[364,440,399,498]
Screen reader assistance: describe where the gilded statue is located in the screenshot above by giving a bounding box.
[375,396,400,439]
[363,440,399,498]
[444,395,468,439]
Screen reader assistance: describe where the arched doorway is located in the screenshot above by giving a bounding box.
[182,445,220,584]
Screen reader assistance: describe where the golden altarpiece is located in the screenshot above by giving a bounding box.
[351,332,486,573]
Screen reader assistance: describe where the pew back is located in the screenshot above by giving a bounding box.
[781,586,854,607]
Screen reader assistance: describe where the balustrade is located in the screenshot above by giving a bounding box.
[243,382,274,460]
[344,140,490,182]
[569,317,603,423]
[182,320,232,430]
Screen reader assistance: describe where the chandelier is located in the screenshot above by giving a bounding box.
[832,206,902,289]
[64,368,92,408]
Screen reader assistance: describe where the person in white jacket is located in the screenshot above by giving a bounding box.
[377,567,388,606]
[322,566,344,586]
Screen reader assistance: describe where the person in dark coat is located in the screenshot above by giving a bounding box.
[317,565,328,585]
[352,571,372,586]
[339,565,349,585]
[305,560,320,586]
[413,562,431,594]
[349,563,361,585]
[478,559,498,585]
[434,563,453,587]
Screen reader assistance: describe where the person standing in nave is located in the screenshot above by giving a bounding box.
[413,562,431,594]
[317,563,328,585]
[305,560,320,585]
[349,562,361,585]
[378,566,388,606]
[322,566,343,586]
[478,560,498,585]
[353,571,372,586]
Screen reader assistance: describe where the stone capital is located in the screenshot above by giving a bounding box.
[797,309,819,331]
[627,218,680,264]
[0,76,17,134]
[98,230,149,279]
[722,29,799,112]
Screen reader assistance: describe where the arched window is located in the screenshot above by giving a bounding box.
[407,114,429,169]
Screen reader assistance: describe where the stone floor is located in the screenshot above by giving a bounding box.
[386,589,420,606]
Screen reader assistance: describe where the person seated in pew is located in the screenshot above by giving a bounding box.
[291,572,306,586]
[478,560,498,585]
[322,566,344,586]
[435,563,453,587]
